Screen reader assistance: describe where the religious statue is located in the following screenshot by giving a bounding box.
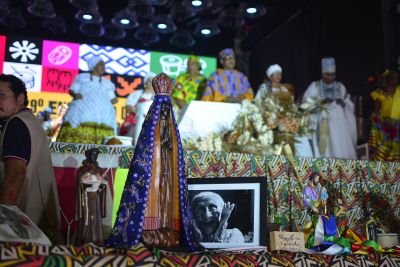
[303,174,329,215]
[106,73,202,251]
[74,148,108,245]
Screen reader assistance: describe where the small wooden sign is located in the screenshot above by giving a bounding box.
[269,231,305,252]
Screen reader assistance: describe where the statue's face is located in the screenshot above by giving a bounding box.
[160,103,170,118]
[88,151,98,162]
[313,175,320,185]
[193,198,222,224]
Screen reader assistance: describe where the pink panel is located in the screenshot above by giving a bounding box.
[0,35,5,73]
[42,40,80,69]
[41,67,78,93]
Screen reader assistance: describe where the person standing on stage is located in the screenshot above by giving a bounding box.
[58,55,118,144]
[302,57,357,159]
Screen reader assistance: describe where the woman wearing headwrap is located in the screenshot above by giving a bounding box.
[58,55,118,144]
[201,48,253,103]
[172,55,206,108]
[255,64,294,105]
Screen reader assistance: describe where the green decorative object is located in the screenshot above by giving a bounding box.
[57,122,114,144]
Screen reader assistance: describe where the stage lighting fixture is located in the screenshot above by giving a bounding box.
[150,14,177,34]
[75,7,102,23]
[170,28,195,48]
[194,19,220,38]
[192,0,202,7]
[104,23,126,40]
[42,15,67,34]
[127,0,155,19]
[111,9,138,29]
[243,4,266,19]
[134,24,160,45]
[0,7,26,28]
[246,7,257,14]
[79,22,104,37]
[27,0,56,19]
[183,0,212,12]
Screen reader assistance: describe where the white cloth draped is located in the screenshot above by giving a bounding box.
[302,81,357,159]
[64,73,117,130]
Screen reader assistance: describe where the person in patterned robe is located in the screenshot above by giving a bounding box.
[202,48,254,103]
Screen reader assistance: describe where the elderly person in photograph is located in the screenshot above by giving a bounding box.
[302,57,357,159]
[190,191,244,243]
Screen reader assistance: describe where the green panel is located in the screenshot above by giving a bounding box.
[112,168,129,227]
[150,51,217,79]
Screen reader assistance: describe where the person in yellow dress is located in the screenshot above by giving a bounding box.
[172,55,206,108]
[369,69,400,161]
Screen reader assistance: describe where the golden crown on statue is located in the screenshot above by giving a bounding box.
[152,73,173,96]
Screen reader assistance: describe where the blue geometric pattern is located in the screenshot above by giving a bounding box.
[79,44,150,76]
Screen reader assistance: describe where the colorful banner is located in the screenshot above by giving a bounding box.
[42,40,80,69]
[1,34,217,125]
[5,37,42,64]
[79,44,150,76]
[3,62,43,92]
[150,51,217,79]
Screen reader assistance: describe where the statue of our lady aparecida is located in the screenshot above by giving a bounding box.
[105,73,202,251]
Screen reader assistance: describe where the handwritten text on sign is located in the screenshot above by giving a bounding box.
[269,231,304,252]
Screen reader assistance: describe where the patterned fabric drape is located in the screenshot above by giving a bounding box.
[49,142,400,236]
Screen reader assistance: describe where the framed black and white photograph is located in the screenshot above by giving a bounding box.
[187,177,266,249]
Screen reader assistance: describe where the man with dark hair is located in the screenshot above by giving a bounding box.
[0,74,61,243]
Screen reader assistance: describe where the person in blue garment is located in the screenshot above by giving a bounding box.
[58,55,118,144]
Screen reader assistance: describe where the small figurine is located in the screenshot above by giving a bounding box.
[303,174,329,215]
[74,148,109,245]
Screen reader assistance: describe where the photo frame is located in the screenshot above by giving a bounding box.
[187,177,266,249]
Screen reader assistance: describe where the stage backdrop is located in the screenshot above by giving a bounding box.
[0,35,217,124]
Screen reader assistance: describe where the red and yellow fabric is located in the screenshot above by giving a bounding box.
[369,87,400,161]
[370,87,400,120]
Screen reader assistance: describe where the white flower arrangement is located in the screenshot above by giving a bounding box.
[182,93,322,155]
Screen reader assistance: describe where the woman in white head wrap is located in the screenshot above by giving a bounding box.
[255,64,293,102]
[121,72,157,145]
[58,55,118,144]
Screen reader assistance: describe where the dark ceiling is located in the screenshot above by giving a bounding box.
[0,0,313,56]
